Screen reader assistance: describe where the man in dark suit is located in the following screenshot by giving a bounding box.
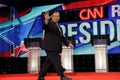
[38,11,74,80]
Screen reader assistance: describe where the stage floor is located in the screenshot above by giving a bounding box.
[0,72,120,80]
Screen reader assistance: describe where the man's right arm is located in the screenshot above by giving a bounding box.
[42,12,51,30]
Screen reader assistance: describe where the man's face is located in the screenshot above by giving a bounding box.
[51,12,60,23]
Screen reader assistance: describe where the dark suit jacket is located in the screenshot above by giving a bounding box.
[41,20,69,53]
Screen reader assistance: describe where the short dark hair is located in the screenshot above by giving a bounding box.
[50,10,60,15]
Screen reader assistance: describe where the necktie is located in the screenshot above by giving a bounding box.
[56,23,62,37]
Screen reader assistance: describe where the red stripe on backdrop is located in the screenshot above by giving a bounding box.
[14,45,27,57]
[0,45,27,57]
[0,51,11,57]
[62,0,117,10]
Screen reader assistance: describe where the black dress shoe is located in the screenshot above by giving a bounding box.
[38,77,45,80]
[61,76,72,80]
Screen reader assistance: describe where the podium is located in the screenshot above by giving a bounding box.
[61,46,73,73]
[91,35,110,72]
[24,38,41,74]
[61,37,75,73]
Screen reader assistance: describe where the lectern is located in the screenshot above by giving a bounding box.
[61,37,75,73]
[24,38,41,74]
[91,35,110,72]
[61,46,73,73]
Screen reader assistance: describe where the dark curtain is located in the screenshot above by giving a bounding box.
[0,0,81,8]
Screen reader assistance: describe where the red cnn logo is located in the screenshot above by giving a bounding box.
[79,6,104,20]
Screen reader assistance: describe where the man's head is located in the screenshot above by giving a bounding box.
[51,11,60,23]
